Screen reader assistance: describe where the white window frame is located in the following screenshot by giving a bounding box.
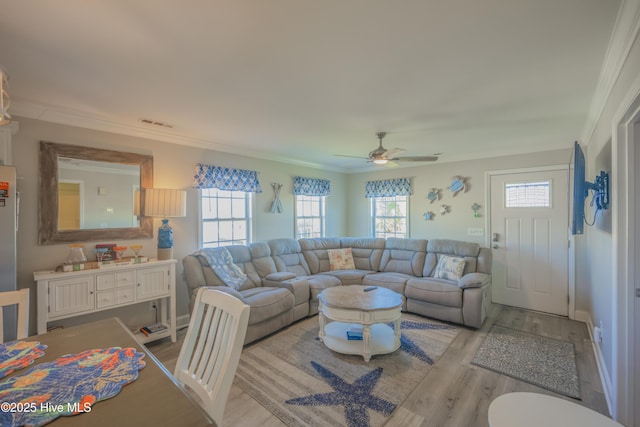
[371,195,409,238]
[294,194,325,238]
[199,188,254,248]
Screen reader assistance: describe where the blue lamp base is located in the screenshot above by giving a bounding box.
[157,218,174,260]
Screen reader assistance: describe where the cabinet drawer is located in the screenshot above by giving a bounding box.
[96,274,115,291]
[116,271,135,287]
[116,287,135,304]
[96,290,116,308]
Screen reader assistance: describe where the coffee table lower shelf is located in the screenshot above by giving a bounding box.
[320,321,400,362]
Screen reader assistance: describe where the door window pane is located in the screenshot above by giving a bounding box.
[505,182,551,207]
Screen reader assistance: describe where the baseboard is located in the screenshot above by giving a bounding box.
[177,314,190,330]
[575,310,614,415]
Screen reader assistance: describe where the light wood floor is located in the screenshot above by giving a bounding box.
[146,303,609,426]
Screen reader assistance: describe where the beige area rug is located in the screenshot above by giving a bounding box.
[233,313,460,427]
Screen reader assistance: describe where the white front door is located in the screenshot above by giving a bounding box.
[490,168,569,316]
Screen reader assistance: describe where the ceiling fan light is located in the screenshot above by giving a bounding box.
[373,158,388,165]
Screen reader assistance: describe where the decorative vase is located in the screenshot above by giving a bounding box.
[157,219,173,260]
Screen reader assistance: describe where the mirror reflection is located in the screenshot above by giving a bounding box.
[57,157,140,230]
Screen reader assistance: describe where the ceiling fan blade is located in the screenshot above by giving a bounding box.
[395,155,439,162]
[335,154,369,159]
[382,147,405,158]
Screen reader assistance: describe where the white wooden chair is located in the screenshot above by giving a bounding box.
[0,288,29,342]
[174,288,250,426]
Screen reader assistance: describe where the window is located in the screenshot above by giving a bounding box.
[200,188,252,247]
[295,195,325,238]
[371,195,408,238]
[505,181,551,207]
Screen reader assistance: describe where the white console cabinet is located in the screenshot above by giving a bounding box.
[34,259,177,343]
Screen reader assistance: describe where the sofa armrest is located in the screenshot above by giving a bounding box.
[265,272,297,281]
[458,272,491,289]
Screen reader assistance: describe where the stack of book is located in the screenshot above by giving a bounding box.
[346,326,363,340]
[139,323,168,337]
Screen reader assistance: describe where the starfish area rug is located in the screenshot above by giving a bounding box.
[233,313,460,427]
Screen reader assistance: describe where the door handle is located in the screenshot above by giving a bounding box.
[636,289,640,298]
[492,244,499,249]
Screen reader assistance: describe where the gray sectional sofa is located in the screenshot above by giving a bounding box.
[182,237,492,344]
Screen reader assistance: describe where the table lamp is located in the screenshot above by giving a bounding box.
[144,188,187,260]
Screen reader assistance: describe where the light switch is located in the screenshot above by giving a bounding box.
[467,227,484,237]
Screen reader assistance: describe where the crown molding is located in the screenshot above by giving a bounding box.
[582,0,640,145]
[11,100,346,173]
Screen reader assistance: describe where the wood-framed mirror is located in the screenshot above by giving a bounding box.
[39,141,154,245]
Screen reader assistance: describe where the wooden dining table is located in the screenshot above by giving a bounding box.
[2,317,213,426]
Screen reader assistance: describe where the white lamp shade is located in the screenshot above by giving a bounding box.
[144,188,186,218]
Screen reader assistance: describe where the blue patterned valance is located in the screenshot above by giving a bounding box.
[365,178,412,198]
[293,176,331,196]
[193,164,262,193]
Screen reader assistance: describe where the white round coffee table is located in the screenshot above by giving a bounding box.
[488,392,622,427]
[317,285,402,362]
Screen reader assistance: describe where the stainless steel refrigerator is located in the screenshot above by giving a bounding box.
[0,165,18,341]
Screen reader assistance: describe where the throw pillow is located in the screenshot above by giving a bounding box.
[327,248,355,271]
[434,255,466,281]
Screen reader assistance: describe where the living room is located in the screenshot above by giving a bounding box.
[1,1,640,426]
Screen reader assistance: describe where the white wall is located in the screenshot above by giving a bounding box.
[12,117,347,334]
[346,149,572,244]
[582,18,640,420]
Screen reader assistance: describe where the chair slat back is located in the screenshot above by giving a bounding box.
[174,288,250,425]
[0,288,29,343]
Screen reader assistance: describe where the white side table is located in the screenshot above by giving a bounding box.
[488,392,622,427]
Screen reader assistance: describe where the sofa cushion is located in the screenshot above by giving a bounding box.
[362,272,413,297]
[380,238,427,276]
[434,255,466,281]
[306,275,341,298]
[340,238,385,271]
[240,287,295,326]
[424,239,480,277]
[249,242,278,279]
[320,269,374,286]
[299,237,342,274]
[405,278,463,308]
[268,238,312,276]
[327,248,355,271]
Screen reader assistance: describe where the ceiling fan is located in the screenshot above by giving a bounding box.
[337,132,439,165]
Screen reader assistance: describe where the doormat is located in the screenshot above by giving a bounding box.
[471,324,581,399]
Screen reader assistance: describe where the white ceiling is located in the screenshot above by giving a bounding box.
[0,1,621,172]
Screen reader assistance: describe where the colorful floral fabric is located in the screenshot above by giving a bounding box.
[0,347,145,427]
[0,341,47,379]
[327,248,356,271]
